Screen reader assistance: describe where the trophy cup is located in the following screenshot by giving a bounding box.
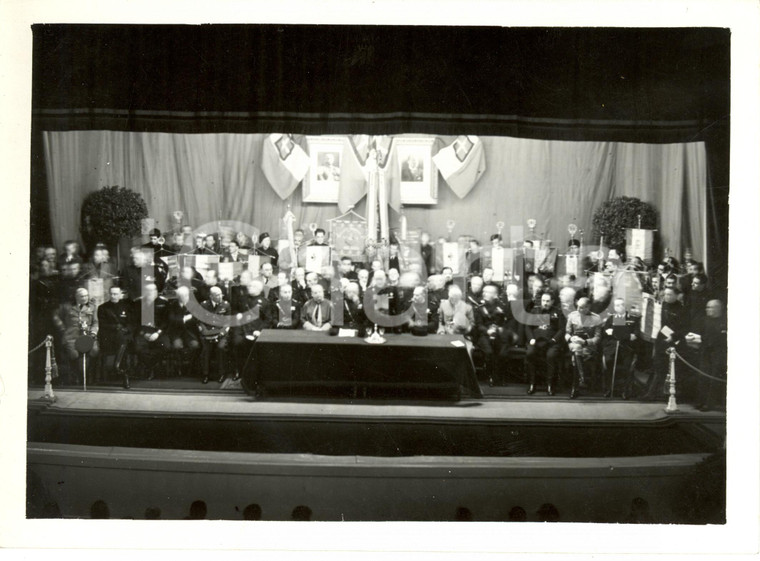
[172,210,184,233]
[526,218,537,240]
[446,219,456,242]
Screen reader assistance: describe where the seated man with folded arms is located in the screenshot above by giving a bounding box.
[301,284,332,332]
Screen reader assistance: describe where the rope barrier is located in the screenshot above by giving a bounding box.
[28,338,49,355]
[673,349,726,383]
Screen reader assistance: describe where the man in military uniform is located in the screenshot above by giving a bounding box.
[602,297,638,399]
[564,297,603,399]
[133,282,170,380]
[466,276,485,310]
[643,287,687,400]
[52,287,99,384]
[97,285,133,388]
[525,291,565,395]
[198,285,231,384]
[272,283,302,330]
[473,284,508,386]
[231,279,270,382]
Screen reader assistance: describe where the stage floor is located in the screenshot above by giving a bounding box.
[28,387,724,425]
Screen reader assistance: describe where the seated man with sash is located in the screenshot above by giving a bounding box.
[301,284,332,332]
[272,283,302,329]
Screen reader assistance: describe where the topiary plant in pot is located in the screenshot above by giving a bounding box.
[591,196,657,253]
[80,186,148,265]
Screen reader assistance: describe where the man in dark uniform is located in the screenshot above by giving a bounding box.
[230,279,270,382]
[124,248,169,300]
[133,283,170,380]
[194,234,219,255]
[291,267,310,305]
[338,282,368,335]
[167,285,201,376]
[684,273,711,330]
[473,284,507,386]
[142,228,163,254]
[693,299,727,411]
[643,287,687,400]
[564,297,603,399]
[466,276,485,310]
[420,231,435,276]
[198,286,231,384]
[97,285,133,388]
[601,297,638,399]
[272,283,302,330]
[525,291,565,396]
[222,239,248,263]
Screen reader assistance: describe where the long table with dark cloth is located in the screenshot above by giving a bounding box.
[243,330,482,399]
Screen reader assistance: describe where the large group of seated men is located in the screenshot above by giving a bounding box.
[29,226,726,410]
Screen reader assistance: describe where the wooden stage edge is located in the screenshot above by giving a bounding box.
[28,389,725,426]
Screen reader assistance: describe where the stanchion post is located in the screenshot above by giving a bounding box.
[665,346,679,413]
[43,335,56,403]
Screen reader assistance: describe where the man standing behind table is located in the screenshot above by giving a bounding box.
[222,239,248,264]
[565,297,603,399]
[198,286,231,385]
[602,297,638,399]
[525,291,565,396]
[301,284,332,332]
[97,285,133,388]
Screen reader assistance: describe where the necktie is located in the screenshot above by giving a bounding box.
[314,303,322,327]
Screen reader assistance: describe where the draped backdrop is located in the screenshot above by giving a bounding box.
[43,131,706,264]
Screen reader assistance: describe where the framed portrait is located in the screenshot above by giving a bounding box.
[302,136,344,203]
[396,137,438,205]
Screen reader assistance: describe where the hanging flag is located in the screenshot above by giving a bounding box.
[261,134,310,200]
[432,135,486,198]
[338,136,372,213]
